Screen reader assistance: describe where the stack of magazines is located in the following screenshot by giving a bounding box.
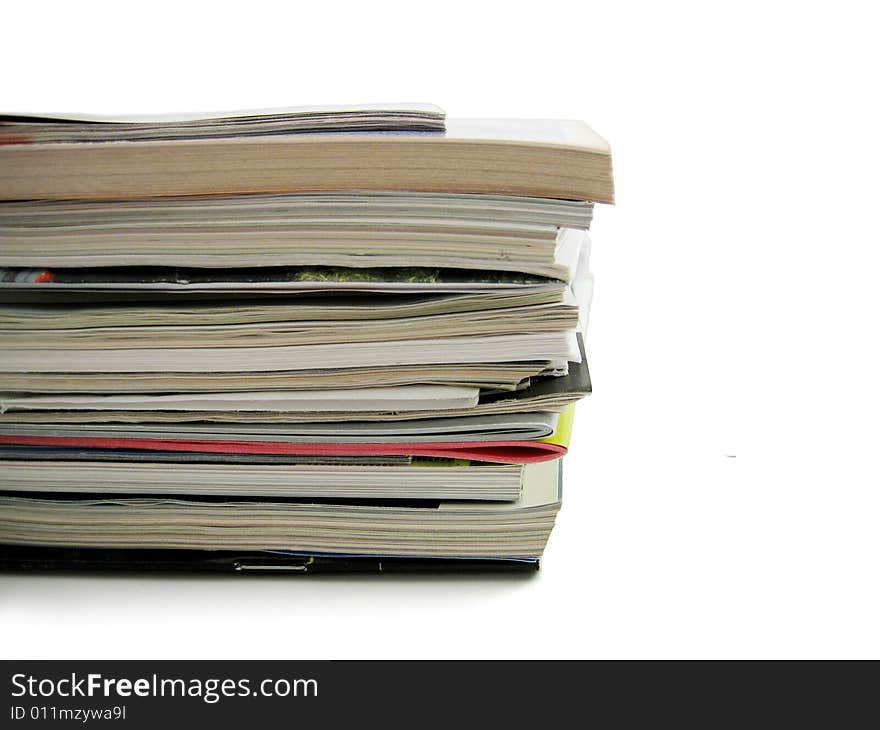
[0,104,613,573]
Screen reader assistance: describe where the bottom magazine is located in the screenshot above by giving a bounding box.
[0,545,539,574]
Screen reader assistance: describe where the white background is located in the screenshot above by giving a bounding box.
[2,0,879,659]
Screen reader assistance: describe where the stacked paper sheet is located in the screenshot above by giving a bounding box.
[0,104,613,573]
